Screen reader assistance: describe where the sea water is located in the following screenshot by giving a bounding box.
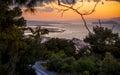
[27,19,120,40]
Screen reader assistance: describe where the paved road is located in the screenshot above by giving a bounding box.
[32,61,56,75]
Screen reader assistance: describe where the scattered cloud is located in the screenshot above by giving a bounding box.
[39,7,54,12]
[44,0,55,3]
[61,0,76,4]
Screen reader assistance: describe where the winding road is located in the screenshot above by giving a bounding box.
[32,61,56,75]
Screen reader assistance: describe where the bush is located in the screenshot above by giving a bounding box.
[77,58,95,73]
[83,71,90,75]
[84,26,120,59]
[46,52,97,74]
[45,38,75,56]
[100,52,120,75]
[47,52,76,72]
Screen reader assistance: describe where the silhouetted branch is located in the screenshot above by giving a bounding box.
[82,0,100,15]
[61,9,70,17]
[80,15,91,33]
[98,19,102,27]
[57,0,100,34]
[111,25,115,32]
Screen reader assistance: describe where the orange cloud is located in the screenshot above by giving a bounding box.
[22,1,120,21]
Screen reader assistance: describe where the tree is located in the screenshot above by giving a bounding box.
[1,0,120,33]
[0,0,101,33]
[84,26,120,58]
[77,57,95,74]
[112,38,120,58]
[47,51,77,73]
[0,1,49,75]
[46,51,66,72]
[45,38,76,56]
[57,0,100,33]
[74,47,91,59]
[61,56,76,72]
[15,22,49,75]
[23,26,49,60]
[83,71,90,75]
[99,52,120,75]
[0,1,27,75]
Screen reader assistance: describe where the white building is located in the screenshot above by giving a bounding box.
[72,38,90,51]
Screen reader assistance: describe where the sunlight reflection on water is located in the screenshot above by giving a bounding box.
[27,20,120,40]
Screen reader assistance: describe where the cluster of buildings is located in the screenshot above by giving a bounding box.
[72,38,90,53]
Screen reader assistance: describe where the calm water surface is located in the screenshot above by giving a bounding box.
[27,20,120,40]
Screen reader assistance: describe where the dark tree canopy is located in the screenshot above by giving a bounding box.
[0,1,27,75]
[45,38,76,56]
[84,26,120,59]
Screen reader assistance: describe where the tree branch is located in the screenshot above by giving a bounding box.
[61,9,70,17]
[57,0,100,34]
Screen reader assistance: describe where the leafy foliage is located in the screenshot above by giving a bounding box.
[83,71,90,75]
[0,2,29,75]
[46,52,96,74]
[0,1,48,75]
[99,53,120,75]
[84,26,120,58]
[45,38,76,56]
[46,26,120,75]
[46,51,66,72]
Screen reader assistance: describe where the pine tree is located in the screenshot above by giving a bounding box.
[84,26,120,58]
[0,2,27,75]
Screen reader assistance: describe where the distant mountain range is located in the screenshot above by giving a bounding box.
[65,17,120,25]
[26,17,120,25]
[92,20,119,25]
[92,17,120,25]
[110,17,120,24]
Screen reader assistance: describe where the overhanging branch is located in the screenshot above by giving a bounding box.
[57,0,100,34]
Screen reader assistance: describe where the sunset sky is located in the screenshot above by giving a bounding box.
[22,0,120,21]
